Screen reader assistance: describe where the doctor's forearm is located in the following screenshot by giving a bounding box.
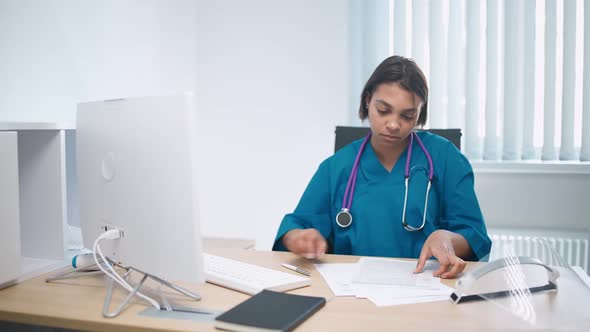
[451,232,475,260]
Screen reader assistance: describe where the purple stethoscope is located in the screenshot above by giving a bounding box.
[335,131,434,231]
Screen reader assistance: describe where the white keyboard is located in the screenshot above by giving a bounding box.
[203,253,311,295]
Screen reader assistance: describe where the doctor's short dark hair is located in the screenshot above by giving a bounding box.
[358,55,429,126]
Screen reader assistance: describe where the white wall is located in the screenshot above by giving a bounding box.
[0,0,350,251]
[475,168,590,232]
[195,0,350,249]
[0,0,197,123]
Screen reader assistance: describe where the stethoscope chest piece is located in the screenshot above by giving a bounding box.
[336,209,352,228]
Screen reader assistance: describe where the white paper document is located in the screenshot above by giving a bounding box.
[354,283,451,299]
[314,263,360,296]
[368,292,451,307]
[315,257,453,307]
[354,257,441,288]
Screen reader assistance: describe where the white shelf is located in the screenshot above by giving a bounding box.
[0,123,74,286]
[0,122,75,131]
[19,257,70,283]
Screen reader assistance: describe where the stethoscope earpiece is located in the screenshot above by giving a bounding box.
[337,131,433,231]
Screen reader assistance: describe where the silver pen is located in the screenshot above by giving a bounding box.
[281,263,311,276]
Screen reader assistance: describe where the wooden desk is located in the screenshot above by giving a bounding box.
[202,237,256,250]
[0,249,588,332]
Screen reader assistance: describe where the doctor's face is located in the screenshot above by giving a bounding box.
[366,82,423,149]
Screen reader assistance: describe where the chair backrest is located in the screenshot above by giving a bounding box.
[334,126,462,152]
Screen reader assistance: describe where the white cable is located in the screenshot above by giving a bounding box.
[93,230,126,286]
[95,241,136,293]
[92,230,161,310]
[94,235,133,292]
[93,231,160,310]
[93,231,158,309]
[93,231,160,309]
[94,241,159,309]
[93,230,131,291]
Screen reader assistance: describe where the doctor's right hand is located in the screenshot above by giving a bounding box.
[282,229,327,259]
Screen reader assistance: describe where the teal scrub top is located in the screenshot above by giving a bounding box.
[272,131,491,260]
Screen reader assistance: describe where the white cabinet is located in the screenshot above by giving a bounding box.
[0,122,75,287]
[0,131,21,288]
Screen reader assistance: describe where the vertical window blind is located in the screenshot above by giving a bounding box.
[390,0,590,162]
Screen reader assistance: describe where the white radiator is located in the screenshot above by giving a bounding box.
[489,228,590,274]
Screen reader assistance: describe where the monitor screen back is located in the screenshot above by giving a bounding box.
[76,93,204,283]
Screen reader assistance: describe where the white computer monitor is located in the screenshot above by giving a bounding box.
[76,93,204,283]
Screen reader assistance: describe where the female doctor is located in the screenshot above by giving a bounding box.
[272,56,491,279]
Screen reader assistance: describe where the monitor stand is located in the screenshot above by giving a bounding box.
[46,258,204,318]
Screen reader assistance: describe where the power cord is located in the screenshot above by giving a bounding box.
[92,229,161,310]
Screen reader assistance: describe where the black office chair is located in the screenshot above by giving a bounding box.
[334,126,462,152]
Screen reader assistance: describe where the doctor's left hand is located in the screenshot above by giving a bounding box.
[414,229,469,279]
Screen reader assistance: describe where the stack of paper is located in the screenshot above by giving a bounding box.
[315,257,453,307]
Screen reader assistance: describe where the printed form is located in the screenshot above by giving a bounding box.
[315,257,453,307]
